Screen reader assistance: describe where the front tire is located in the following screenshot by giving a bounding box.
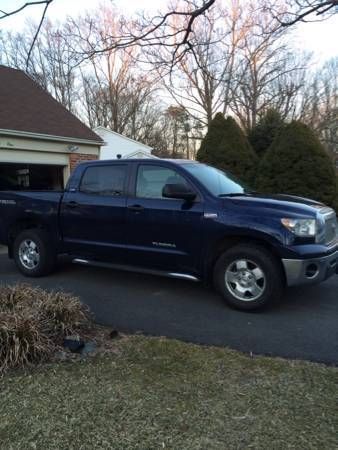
[213,244,284,311]
[13,229,56,277]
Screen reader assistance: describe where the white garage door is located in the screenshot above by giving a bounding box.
[0,149,69,165]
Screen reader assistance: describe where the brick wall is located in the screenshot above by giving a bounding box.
[69,153,98,172]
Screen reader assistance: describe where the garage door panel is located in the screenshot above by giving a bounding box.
[0,149,69,165]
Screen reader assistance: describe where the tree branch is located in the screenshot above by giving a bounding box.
[0,1,53,20]
[278,0,338,27]
[26,1,53,70]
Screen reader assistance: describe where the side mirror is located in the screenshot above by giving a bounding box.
[162,183,196,201]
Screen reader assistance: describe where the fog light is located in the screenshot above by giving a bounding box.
[305,263,319,279]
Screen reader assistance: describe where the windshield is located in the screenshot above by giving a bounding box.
[184,163,250,196]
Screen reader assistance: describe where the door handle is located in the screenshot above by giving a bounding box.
[66,201,78,208]
[127,204,144,212]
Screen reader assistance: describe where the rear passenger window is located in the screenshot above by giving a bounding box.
[136,165,189,199]
[80,165,127,196]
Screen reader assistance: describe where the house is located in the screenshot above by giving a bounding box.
[94,126,157,160]
[0,66,103,190]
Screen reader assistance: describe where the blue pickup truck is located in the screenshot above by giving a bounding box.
[0,159,337,310]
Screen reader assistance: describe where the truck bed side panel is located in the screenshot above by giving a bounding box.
[0,191,63,246]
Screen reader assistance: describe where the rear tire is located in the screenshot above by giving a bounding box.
[213,243,284,311]
[13,229,56,277]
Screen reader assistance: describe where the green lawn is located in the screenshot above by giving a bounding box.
[0,336,337,449]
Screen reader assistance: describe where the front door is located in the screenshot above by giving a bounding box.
[60,163,129,262]
[125,163,204,274]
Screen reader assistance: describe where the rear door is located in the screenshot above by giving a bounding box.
[60,163,130,262]
[125,163,204,274]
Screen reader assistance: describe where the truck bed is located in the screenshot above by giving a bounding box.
[0,191,64,246]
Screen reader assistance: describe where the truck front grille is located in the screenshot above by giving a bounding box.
[324,213,338,245]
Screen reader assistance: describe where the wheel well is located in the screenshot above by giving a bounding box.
[205,236,285,283]
[7,221,49,258]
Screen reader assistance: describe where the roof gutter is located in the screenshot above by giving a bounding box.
[0,128,104,146]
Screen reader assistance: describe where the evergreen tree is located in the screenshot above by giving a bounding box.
[196,113,227,163]
[333,177,338,213]
[248,109,285,157]
[197,114,257,184]
[256,121,337,207]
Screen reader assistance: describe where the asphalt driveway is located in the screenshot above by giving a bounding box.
[0,253,337,365]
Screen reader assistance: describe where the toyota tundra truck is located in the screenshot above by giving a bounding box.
[0,159,337,310]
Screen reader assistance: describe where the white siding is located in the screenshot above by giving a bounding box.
[95,127,154,160]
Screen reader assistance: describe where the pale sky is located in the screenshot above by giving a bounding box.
[1,0,338,64]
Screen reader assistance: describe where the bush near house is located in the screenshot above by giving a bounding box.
[255,121,337,207]
[248,109,285,158]
[0,284,90,373]
[334,177,338,213]
[197,113,257,184]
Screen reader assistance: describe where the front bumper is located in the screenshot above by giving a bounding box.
[282,250,338,287]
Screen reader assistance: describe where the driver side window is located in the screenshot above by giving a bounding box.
[136,165,189,199]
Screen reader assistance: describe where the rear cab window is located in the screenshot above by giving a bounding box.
[80,165,128,197]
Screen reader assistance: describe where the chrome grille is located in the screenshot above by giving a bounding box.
[324,213,338,245]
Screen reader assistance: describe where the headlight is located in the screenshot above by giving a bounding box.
[281,218,317,237]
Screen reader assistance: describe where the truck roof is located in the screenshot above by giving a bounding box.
[78,158,199,168]
[94,158,197,164]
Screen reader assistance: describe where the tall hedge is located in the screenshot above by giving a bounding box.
[334,177,338,213]
[197,113,257,184]
[248,109,285,158]
[196,112,226,163]
[256,121,337,207]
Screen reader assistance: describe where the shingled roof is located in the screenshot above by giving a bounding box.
[0,66,103,144]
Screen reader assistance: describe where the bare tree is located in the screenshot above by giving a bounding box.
[149,105,194,158]
[151,0,311,131]
[1,0,337,70]
[0,0,220,69]
[1,21,79,111]
[75,6,164,144]
[50,0,220,70]
[298,57,338,154]
[0,1,55,69]
[152,1,248,127]
[272,0,338,26]
[228,2,310,130]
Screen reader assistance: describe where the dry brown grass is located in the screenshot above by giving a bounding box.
[0,336,337,449]
[0,284,90,373]
[40,290,90,339]
[0,313,54,372]
[0,284,40,311]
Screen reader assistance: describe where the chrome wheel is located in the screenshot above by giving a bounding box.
[19,239,40,270]
[225,259,266,302]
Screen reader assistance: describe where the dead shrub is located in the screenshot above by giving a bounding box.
[0,313,54,373]
[0,284,41,312]
[0,284,91,373]
[39,291,91,339]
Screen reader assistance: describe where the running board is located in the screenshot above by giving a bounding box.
[72,258,200,282]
